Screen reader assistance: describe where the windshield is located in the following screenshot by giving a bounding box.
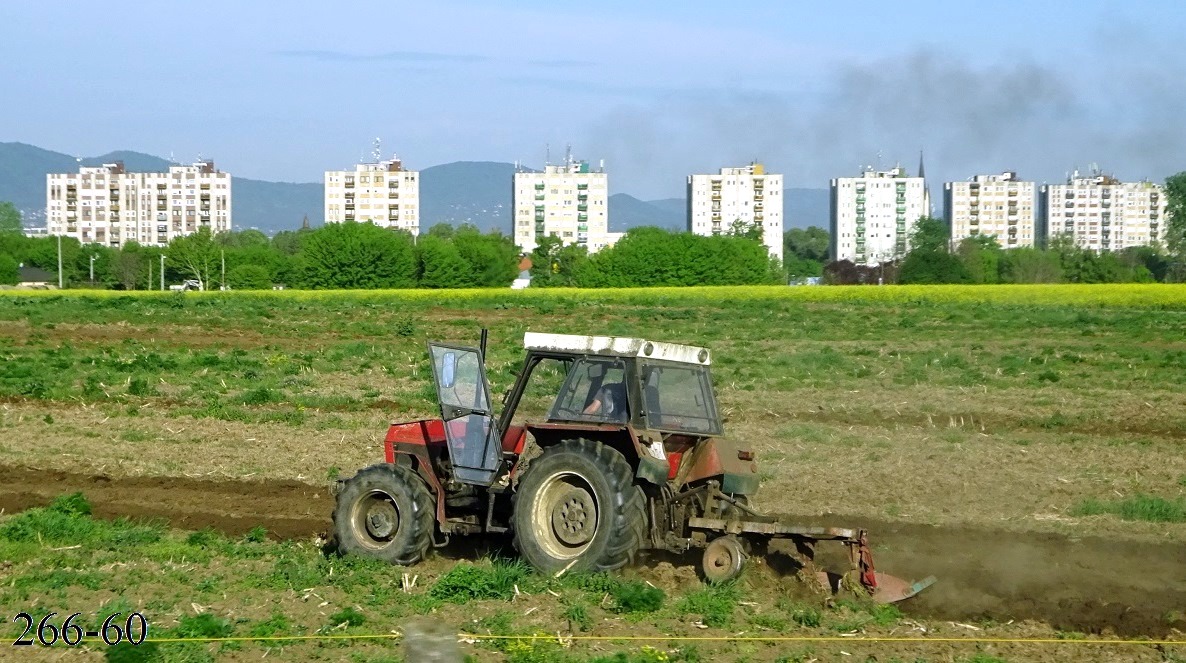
[640,361,722,435]
[549,357,630,424]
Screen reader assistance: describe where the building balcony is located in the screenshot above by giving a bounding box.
[1007,190,1018,196]
[577,204,588,212]
[344,204,355,210]
[534,194,545,201]
[754,214,764,221]
[754,193,764,201]
[534,183,545,190]
[577,183,588,190]
[578,214,588,222]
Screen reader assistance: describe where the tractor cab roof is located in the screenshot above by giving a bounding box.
[523,332,711,366]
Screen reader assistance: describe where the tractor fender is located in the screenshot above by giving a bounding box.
[383,419,447,524]
[675,438,760,495]
[524,423,668,487]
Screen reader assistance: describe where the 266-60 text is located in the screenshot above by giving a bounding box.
[11,612,148,647]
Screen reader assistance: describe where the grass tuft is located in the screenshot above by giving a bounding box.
[1072,494,1186,523]
[429,559,533,604]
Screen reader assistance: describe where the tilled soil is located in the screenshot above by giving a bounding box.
[0,463,1182,638]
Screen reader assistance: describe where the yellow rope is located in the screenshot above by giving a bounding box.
[125,632,1185,646]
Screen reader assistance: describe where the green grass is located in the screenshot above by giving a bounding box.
[1072,494,1186,523]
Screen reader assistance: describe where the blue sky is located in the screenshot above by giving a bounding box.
[3,1,1185,198]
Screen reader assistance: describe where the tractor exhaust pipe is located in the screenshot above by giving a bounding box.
[480,328,488,361]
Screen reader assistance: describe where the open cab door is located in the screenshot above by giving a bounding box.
[427,343,503,486]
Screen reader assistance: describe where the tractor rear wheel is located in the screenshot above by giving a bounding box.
[512,439,645,574]
[333,463,434,566]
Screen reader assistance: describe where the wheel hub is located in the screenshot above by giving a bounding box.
[702,536,746,583]
[551,485,596,545]
[362,497,399,541]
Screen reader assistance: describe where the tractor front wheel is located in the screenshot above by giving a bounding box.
[333,464,434,566]
[513,439,645,574]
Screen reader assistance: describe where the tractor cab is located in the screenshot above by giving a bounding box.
[514,332,722,436]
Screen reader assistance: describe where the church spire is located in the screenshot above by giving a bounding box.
[917,149,926,179]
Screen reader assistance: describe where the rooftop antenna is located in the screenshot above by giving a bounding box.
[372,137,382,163]
[546,143,551,166]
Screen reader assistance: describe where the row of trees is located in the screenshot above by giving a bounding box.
[528,226,782,288]
[884,217,1176,285]
[0,218,520,290]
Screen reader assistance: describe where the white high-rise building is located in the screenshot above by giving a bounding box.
[46,161,231,247]
[324,158,420,235]
[830,165,928,265]
[945,172,1036,248]
[687,163,783,262]
[1039,169,1166,251]
[513,158,611,253]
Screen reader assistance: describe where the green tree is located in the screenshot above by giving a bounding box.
[727,218,763,242]
[166,226,218,290]
[453,227,519,287]
[228,264,273,289]
[999,247,1062,283]
[215,229,269,249]
[899,216,968,284]
[113,243,146,290]
[899,251,970,284]
[272,228,310,256]
[417,235,470,288]
[909,216,951,254]
[955,235,1003,284]
[426,223,456,240]
[0,202,21,234]
[299,221,417,289]
[1164,172,1186,281]
[0,254,18,284]
[783,227,829,262]
[529,235,589,287]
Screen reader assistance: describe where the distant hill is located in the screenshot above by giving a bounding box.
[0,142,322,233]
[608,194,684,232]
[419,161,517,234]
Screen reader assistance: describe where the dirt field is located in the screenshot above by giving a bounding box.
[0,287,1184,662]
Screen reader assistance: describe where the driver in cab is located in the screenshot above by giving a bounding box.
[583,378,627,421]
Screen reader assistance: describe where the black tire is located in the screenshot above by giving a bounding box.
[333,463,434,566]
[512,439,645,573]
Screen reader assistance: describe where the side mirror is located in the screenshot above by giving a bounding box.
[441,351,457,389]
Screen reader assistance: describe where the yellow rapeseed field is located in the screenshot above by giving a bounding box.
[3,283,1186,308]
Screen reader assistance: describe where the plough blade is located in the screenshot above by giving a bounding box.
[815,571,937,604]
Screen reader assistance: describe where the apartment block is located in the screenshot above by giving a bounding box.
[830,165,928,265]
[687,163,783,262]
[513,158,611,253]
[324,158,420,234]
[46,161,231,247]
[1038,169,1166,251]
[945,172,1036,248]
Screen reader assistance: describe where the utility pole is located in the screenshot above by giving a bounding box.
[221,249,225,291]
[148,260,152,291]
[57,235,63,289]
[89,254,97,284]
[160,254,165,291]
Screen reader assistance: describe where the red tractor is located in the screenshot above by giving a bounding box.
[333,332,932,601]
